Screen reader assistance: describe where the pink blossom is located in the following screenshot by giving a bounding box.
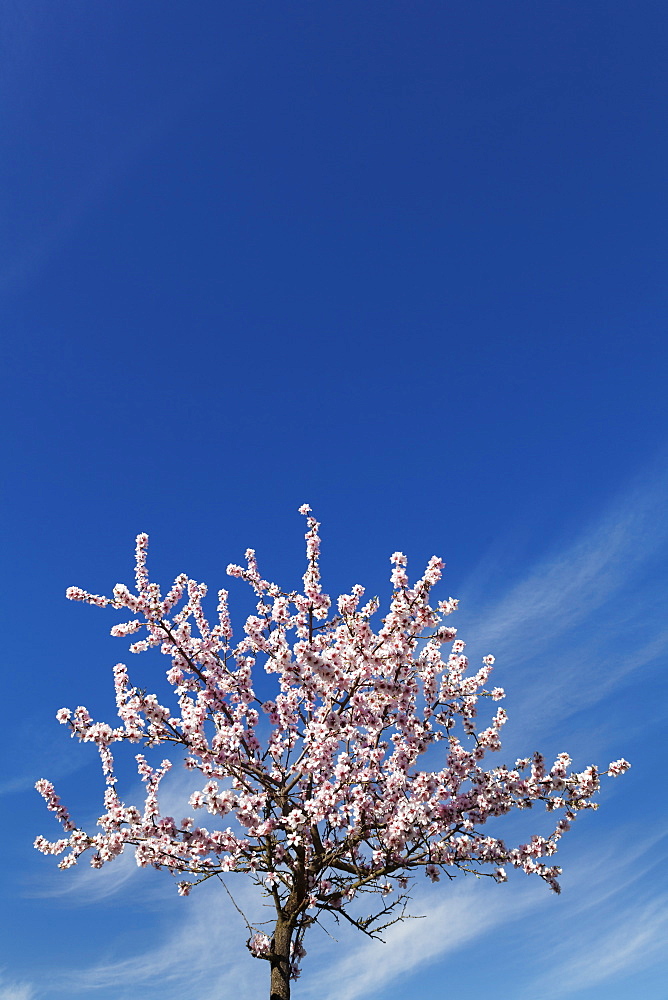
[36,507,629,998]
[608,758,631,776]
[248,932,271,957]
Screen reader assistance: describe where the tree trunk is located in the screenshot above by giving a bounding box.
[270,916,293,1000]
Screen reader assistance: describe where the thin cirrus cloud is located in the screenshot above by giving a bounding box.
[452,456,668,750]
[518,830,668,1000]
[309,827,667,1000]
[458,455,668,664]
[302,881,541,1000]
[53,877,267,1000]
[0,971,35,1000]
[526,893,668,1000]
[49,826,666,1000]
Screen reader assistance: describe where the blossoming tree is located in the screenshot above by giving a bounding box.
[35,506,629,1000]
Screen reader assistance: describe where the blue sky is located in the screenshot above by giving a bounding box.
[1,2,667,998]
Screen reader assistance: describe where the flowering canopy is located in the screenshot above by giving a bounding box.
[35,506,629,992]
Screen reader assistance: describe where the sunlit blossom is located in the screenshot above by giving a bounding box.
[36,506,629,995]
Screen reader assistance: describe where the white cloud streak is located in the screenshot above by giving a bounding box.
[520,830,668,999]
[459,458,668,660]
[52,877,267,1000]
[450,457,668,755]
[0,971,35,1000]
[301,880,540,1000]
[41,825,667,1000]
[302,825,667,1000]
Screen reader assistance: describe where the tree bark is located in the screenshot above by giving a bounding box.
[270,916,293,1000]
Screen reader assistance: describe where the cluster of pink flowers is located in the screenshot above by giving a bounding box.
[35,506,629,979]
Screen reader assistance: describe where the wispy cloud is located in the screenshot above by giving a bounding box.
[520,830,668,999]
[459,458,668,661]
[451,457,668,755]
[0,723,86,798]
[40,823,666,1000]
[0,970,35,1000]
[529,894,668,1000]
[53,877,267,1000]
[302,879,541,1000]
[304,825,667,1000]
